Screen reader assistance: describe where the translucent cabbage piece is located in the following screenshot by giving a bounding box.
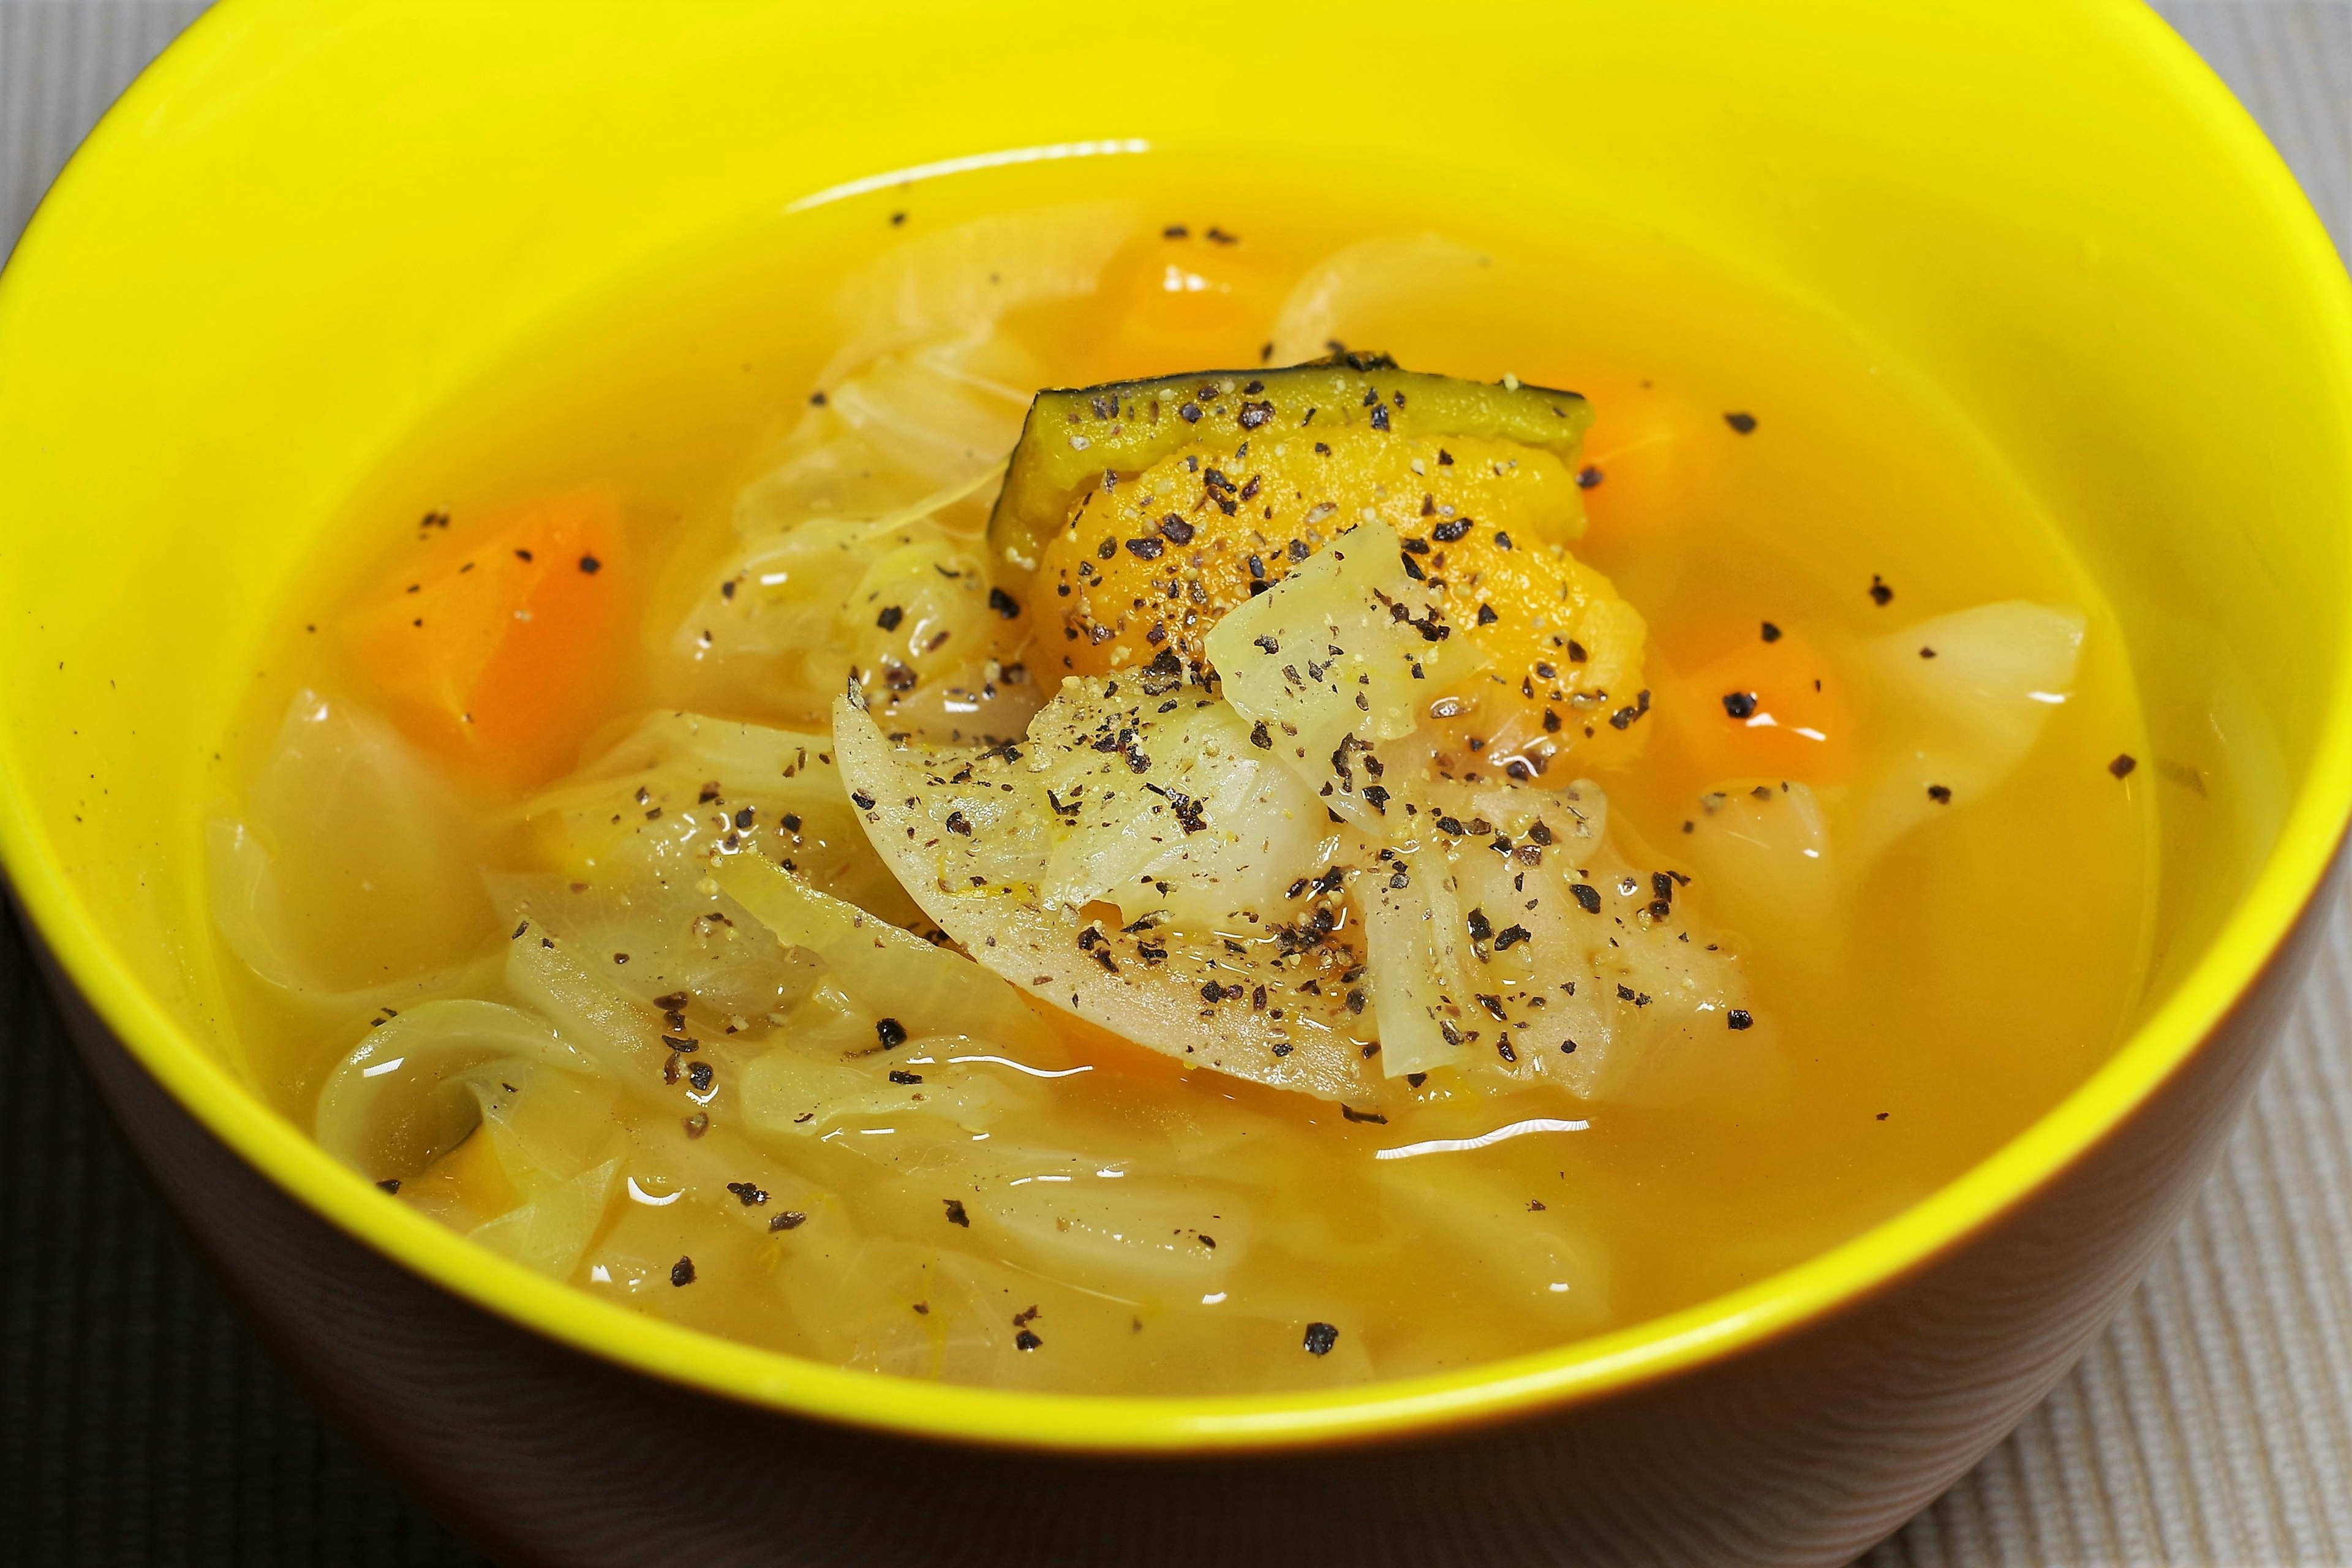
[314,997,627,1280]
[1679,779,1838,949]
[1202,519,1461,824]
[522,708,920,928]
[712,853,1058,1057]
[1851,600,2087,860]
[1356,782,1760,1103]
[314,999,600,1177]
[682,465,1037,741]
[1267,234,1501,370]
[208,691,489,1001]
[832,693,1383,1105]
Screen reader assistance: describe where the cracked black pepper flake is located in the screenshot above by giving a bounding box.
[1869,575,1894,606]
[687,1060,714,1092]
[1762,621,1782,642]
[769,1210,807,1231]
[1577,464,1604,488]
[726,1181,768,1206]
[1302,1322,1340,1356]
[1494,924,1531,950]
[888,1069,924,1085]
[989,586,1021,619]
[1340,1105,1388,1125]
[1928,784,1952,803]
[1570,884,1602,913]
[943,1199,970,1227]
[1125,536,1166,560]
[1016,1329,1044,1351]
[1722,691,1758,720]
[1724,411,1757,434]
[578,554,602,574]
[1728,1009,1754,1030]
[375,1178,402,1194]
[876,1017,908,1049]
[851,790,876,810]
[670,1256,696,1286]
[2109,753,2138,779]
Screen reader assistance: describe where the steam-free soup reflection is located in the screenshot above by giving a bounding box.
[211,188,2152,1393]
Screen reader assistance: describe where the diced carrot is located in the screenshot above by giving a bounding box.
[1075,232,1283,383]
[344,489,627,788]
[1664,624,1854,788]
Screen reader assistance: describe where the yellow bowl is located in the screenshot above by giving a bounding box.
[4,2,2348,1561]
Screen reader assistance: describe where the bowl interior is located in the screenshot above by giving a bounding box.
[2,0,2348,1447]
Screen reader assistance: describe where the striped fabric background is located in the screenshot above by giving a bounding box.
[1,3,2347,1564]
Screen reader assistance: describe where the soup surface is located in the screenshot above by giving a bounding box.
[209,154,2154,1394]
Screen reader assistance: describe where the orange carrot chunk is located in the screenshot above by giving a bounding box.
[344,490,625,787]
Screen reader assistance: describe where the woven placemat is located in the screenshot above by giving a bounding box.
[2,4,2346,1564]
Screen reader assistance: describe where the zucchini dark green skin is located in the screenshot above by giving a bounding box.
[986,352,1594,570]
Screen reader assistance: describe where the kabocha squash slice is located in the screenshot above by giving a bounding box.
[987,352,1594,570]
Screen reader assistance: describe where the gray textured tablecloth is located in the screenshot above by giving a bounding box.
[2,4,2347,1564]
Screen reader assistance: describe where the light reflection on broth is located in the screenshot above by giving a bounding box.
[207,154,2153,1395]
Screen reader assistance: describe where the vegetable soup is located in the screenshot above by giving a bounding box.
[208,156,2152,1394]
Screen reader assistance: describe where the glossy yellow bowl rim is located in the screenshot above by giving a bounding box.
[4,1,2350,1455]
